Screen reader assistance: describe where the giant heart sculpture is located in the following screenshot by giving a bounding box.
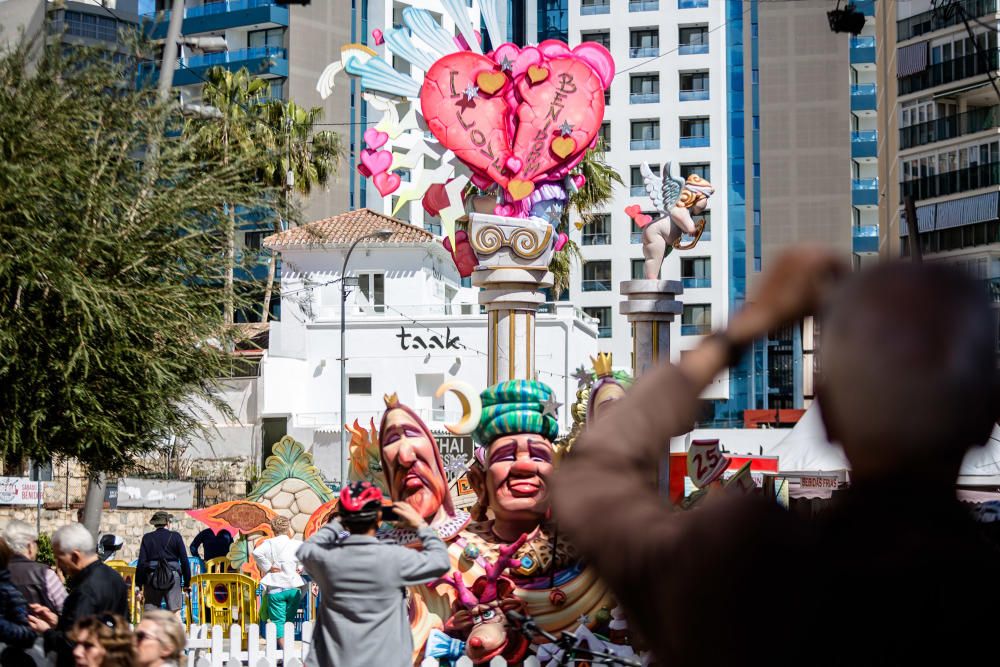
[421,51,515,189]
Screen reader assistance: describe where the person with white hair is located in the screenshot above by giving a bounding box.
[25,523,128,667]
[3,519,67,614]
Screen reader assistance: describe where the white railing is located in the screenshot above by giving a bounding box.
[184,622,543,667]
[187,623,311,667]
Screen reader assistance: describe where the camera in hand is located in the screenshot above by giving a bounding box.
[380,501,398,521]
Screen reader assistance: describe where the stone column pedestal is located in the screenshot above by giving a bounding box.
[468,213,555,384]
[619,279,684,377]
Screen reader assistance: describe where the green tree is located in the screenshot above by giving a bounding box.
[549,143,623,300]
[258,100,344,320]
[186,66,271,324]
[0,41,275,472]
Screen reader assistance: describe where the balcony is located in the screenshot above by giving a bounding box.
[143,0,288,39]
[899,50,999,96]
[630,92,660,104]
[850,83,876,114]
[852,225,879,255]
[850,36,876,66]
[629,0,659,10]
[680,135,710,148]
[679,89,710,101]
[582,279,612,292]
[682,323,711,336]
[678,0,709,6]
[899,106,1000,150]
[631,231,643,243]
[682,277,711,288]
[168,46,288,86]
[581,2,611,15]
[852,178,879,208]
[582,232,611,245]
[897,0,995,42]
[851,130,877,160]
[630,185,647,197]
[900,161,1000,201]
[678,43,709,55]
[630,47,659,58]
[630,139,661,150]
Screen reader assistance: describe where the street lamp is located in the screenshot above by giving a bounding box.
[340,228,393,486]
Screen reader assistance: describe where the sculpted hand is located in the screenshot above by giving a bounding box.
[393,501,428,530]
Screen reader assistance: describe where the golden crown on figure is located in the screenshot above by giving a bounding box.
[590,352,614,378]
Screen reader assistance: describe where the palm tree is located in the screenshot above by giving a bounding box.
[187,66,270,324]
[258,100,344,321]
[549,143,623,300]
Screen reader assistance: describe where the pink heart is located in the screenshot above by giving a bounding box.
[513,56,606,183]
[373,171,401,196]
[625,204,642,217]
[572,174,586,190]
[360,148,392,176]
[505,156,523,174]
[492,43,543,80]
[363,128,388,150]
[421,51,514,188]
[554,232,568,252]
[372,29,384,46]
[494,204,516,217]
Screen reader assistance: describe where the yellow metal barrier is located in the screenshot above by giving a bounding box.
[106,561,140,624]
[186,573,259,640]
[204,556,230,574]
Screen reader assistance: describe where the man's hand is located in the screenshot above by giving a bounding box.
[27,603,57,632]
[728,245,846,346]
[392,501,428,530]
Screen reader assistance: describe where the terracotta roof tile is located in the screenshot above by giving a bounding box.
[263,208,434,249]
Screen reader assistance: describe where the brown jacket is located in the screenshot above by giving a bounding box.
[552,360,1000,666]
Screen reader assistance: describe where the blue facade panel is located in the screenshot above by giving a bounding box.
[144,1,289,39]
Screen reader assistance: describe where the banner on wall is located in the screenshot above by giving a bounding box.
[117,478,195,509]
[435,433,477,508]
[0,478,48,505]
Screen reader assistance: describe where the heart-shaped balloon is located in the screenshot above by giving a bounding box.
[422,182,451,218]
[363,128,388,150]
[511,56,606,194]
[373,171,401,196]
[420,52,514,188]
[360,148,392,176]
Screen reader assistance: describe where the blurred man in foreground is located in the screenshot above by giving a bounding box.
[554,248,1000,665]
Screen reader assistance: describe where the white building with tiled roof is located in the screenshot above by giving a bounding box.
[256,209,599,483]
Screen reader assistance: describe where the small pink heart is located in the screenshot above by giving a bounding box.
[554,232,568,252]
[372,29,384,46]
[360,148,392,176]
[572,174,586,190]
[373,171,401,197]
[494,204,516,217]
[505,156,523,174]
[363,128,388,150]
[625,204,642,218]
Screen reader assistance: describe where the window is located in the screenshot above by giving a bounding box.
[348,376,372,395]
[682,304,712,335]
[249,28,285,48]
[751,68,759,84]
[679,25,709,54]
[629,29,659,58]
[244,231,266,251]
[598,122,611,150]
[681,163,711,181]
[581,0,611,13]
[583,307,612,338]
[63,11,121,42]
[681,257,711,288]
[630,164,658,196]
[582,261,612,291]
[604,90,611,106]
[680,117,710,147]
[631,258,650,279]
[682,211,711,242]
[539,0,569,41]
[357,273,385,314]
[679,70,709,100]
[583,214,611,245]
[630,120,660,150]
[630,74,660,104]
[631,219,645,244]
[581,31,611,49]
[265,79,285,101]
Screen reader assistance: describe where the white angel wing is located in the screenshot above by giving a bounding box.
[661,161,684,211]
[316,61,343,100]
[640,162,666,214]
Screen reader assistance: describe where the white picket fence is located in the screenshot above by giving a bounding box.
[184,622,543,667]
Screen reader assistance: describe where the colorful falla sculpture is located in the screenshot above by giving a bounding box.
[627,161,715,279]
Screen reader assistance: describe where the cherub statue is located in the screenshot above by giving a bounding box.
[630,161,715,280]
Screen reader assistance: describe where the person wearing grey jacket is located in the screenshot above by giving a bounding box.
[297,481,450,667]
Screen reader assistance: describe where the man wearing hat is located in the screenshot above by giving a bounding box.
[136,511,191,614]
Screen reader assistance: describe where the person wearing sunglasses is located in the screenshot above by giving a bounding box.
[69,613,134,667]
[134,610,186,667]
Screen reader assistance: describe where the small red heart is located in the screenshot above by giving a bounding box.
[422,182,450,218]
[635,213,652,226]
[624,204,642,218]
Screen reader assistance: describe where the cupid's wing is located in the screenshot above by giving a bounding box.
[640,162,666,214]
[661,161,684,211]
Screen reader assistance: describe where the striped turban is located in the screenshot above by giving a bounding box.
[473,380,560,449]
